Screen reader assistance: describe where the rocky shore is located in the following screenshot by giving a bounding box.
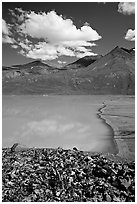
[2,144,135,202]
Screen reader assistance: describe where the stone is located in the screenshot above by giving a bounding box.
[10,143,29,152]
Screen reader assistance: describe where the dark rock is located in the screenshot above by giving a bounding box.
[73,147,78,151]
[2,146,135,202]
[10,143,29,152]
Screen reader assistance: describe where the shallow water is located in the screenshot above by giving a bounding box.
[2,95,116,153]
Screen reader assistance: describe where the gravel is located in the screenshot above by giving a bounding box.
[2,145,135,202]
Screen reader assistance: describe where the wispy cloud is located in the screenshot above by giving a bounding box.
[58,60,67,64]
[2,19,9,35]
[2,19,15,44]
[2,35,15,44]
[24,119,89,135]
[3,8,102,60]
[17,117,90,142]
[125,29,135,41]
[11,44,18,49]
[118,2,135,15]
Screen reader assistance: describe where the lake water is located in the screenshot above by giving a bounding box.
[2,95,116,153]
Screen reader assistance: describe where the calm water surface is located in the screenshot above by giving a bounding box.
[2,95,116,153]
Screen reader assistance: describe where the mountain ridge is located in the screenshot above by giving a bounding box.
[2,46,135,95]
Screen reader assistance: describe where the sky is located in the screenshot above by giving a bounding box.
[2,2,135,66]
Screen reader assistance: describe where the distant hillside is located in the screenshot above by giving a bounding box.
[2,60,59,79]
[64,55,102,70]
[71,46,135,94]
[2,46,135,95]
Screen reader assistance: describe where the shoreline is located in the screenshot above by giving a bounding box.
[2,101,131,162]
[2,97,135,201]
[97,102,119,156]
[2,95,134,162]
[2,101,119,155]
[99,99,135,162]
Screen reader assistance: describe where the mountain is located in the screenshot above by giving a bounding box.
[2,60,59,79]
[121,47,135,55]
[64,55,102,70]
[70,46,135,94]
[3,60,58,71]
[2,46,135,95]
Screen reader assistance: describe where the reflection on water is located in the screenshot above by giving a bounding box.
[3,95,116,153]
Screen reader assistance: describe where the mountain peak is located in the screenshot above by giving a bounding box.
[110,46,121,53]
[27,60,45,65]
[109,46,133,57]
[33,60,43,63]
[64,55,101,69]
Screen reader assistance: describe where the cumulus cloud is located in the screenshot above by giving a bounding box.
[20,11,101,42]
[18,42,32,50]
[125,29,135,41]
[25,41,97,60]
[5,9,102,60]
[118,2,135,15]
[26,42,59,60]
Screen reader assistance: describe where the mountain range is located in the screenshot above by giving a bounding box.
[2,46,135,95]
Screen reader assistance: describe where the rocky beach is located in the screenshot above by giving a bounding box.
[2,146,135,202]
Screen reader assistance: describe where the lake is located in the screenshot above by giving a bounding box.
[2,95,117,153]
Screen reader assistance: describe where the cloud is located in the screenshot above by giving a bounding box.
[18,49,25,55]
[19,42,32,50]
[24,41,97,60]
[6,9,102,60]
[2,19,15,44]
[13,117,90,149]
[61,41,96,48]
[118,2,135,15]
[26,42,59,60]
[21,118,90,137]
[58,60,66,64]
[2,35,15,44]
[11,44,18,49]
[2,19,9,35]
[27,120,75,134]
[20,10,101,42]
[125,29,135,41]
[76,51,97,58]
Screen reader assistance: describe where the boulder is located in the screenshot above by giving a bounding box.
[10,143,29,152]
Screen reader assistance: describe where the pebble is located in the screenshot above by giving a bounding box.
[2,145,135,202]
